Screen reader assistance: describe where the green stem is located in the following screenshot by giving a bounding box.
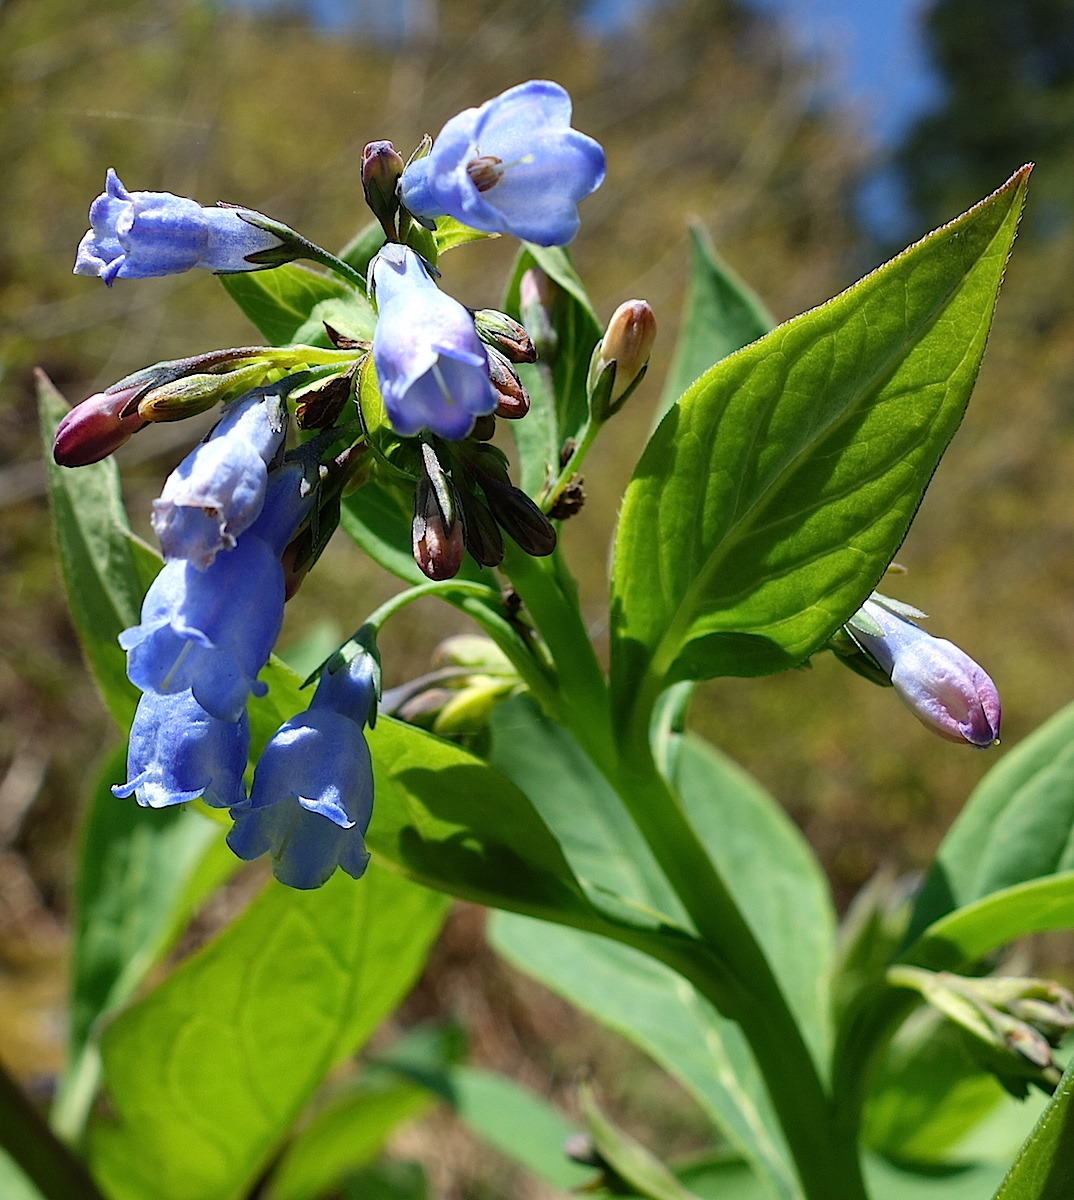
[0,1060,105,1200]
[501,545,617,768]
[298,244,368,292]
[541,413,600,512]
[610,738,868,1200]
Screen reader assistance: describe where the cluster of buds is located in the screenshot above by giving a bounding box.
[412,438,556,580]
[889,965,1074,1096]
[381,636,522,740]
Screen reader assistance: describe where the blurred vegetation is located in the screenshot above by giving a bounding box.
[4,0,1074,1192]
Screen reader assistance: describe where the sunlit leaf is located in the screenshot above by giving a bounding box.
[908,699,1074,943]
[88,866,447,1200]
[657,223,774,425]
[219,265,374,347]
[991,1057,1074,1199]
[610,168,1030,710]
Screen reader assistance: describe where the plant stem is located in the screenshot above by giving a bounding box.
[498,546,867,1198]
[611,739,869,1200]
[0,1060,105,1200]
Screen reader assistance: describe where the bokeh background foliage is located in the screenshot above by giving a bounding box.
[4,0,1074,1194]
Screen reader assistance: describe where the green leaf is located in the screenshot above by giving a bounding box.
[434,216,497,253]
[908,699,1074,943]
[487,717,834,1200]
[489,918,799,1200]
[503,244,603,495]
[992,1057,1074,1199]
[365,715,596,926]
[670,734,835,1070]
[579,1081,706,1200]
[52,747,226,1139]
[87,865,448,1200]
[0,1153,45,1200]
[864,1008,1014,1164]
[38,373,144,728]
[487,695,686,926]
[610,167,1030,707]
[219,265,373,347]
[444,1067,591,1191]
[904,871,1074,972]
[657,224,774,426]
[267,1080,432,1200]
[337,222,385,276]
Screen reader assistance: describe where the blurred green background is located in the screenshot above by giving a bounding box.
[2,0,1074,1191]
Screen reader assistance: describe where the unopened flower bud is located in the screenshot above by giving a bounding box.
[589,300,656,419]
[473,309,537,364]
[458,486,504,568]
[362,140,405,240]
[413,442,464,580]
[846,595,1001,748]
[52,382,148,466]
[480,474,556,557]
[138,361,268,422]
[485,348,530,419]
[519,268,559,360]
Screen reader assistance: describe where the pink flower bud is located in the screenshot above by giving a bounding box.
[850,598,1001,747]
[52,385,147,467]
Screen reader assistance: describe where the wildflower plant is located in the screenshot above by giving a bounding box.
[18,76,1074,1200]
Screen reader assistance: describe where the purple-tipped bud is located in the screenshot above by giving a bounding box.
[485,347,530,419]
[848,597,1001,747]
[520,268,558,360]
[590,299,656,418]
[362,140,405,239]
[413,475,465,580]
[52,384,148,466]
[473,310,537,364]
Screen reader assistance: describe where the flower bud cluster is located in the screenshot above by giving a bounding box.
[890,966,1074,1096]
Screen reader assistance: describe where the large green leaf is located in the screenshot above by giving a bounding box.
[52,747,226,1139]
[219,265,374,348]
[267,1080,431,1200]
[903,872,1074,972]
[610,167,1030,706]
[490,917,799,1200]
[908,699,1074,943]
[88,865,447,1200]
[657,224,774,426]
[487,695,686,927]
[442,1066,591,1192]
[366,714,596,926]
[863,1008,1024,1165]
[502,244,603,495]
[992,1057,1074,1199]
[38,374,144,728]
[670,734,835,1070]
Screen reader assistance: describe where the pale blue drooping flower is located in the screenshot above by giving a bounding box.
[227,654,377,889]
[399,80,605,247]
[151,388,288,569]
[120,465,311,723]
[370,243,495,440]
[74,170,283,285]
[112,688,248,810]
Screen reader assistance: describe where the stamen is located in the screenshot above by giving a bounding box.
[466,156,505,193]
[160,637,194,691]
[430,362,455,407]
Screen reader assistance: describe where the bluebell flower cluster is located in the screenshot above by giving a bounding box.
[63,80,608,886]
[112,405,378,889]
